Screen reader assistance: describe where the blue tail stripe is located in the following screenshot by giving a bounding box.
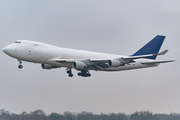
[132,35,165,59]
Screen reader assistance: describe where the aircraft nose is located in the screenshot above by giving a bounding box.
[2,44,17,56]
[2,46,7,53]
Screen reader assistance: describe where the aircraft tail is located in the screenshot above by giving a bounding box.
[132,35,165,59]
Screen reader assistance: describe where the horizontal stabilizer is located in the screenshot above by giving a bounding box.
[158,50,168,55]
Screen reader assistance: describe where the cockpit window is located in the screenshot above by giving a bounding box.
[14,41,21,44]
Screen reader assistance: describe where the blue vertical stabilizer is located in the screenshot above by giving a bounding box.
[132,35,165,59]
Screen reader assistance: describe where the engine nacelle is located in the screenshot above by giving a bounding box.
[41,64,59,69]
[108,60,123,67]
[73,61,87,70]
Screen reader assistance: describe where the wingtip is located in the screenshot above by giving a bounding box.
[171,60,176,62]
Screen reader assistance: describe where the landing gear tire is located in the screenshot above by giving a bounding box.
[18,60,23,69]
[78,72,81,76]
[78,70,91,77]
[18,65,23,69]
[68,74,73,77]
[87,73,91,77]
[67,68,73,77]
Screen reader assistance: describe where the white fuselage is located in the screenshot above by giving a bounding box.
[3,40,158,71]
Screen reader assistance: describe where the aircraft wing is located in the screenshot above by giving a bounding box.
[49,57,110,63]
[48,50,171,70]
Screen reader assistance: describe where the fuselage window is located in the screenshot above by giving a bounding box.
[34,44,38,46]
[14,41,21,44]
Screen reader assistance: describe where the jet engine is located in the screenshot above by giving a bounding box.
[73,61,87,70]
[108,60,124,67]
[41,64,59,69]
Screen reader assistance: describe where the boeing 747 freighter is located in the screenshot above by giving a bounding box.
[3,35,174,77]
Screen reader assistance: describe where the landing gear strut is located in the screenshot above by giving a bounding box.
[67,68,73,77]
[78,70,91,77]
[18,60,23,69]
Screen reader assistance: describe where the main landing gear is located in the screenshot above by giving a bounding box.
[18,60,23,69]
[78,70,91,77]
[66,69,91,77]
[67,68,73,77]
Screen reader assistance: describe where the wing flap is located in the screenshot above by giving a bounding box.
[48,58,77,63]
[89,58,110,63]
[92,64,104,70]
[141,60,175,65]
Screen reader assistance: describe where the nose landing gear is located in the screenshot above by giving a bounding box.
[18,60,23,69]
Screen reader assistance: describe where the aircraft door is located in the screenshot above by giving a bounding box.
[15,44,18,55]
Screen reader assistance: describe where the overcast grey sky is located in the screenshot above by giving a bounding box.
[1,0,180,114]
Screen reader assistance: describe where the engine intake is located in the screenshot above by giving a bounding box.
[41,64,59,69]
[73,61,87,70]
[108,60,124,67]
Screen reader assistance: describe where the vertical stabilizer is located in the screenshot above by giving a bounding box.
[132,35,165,59]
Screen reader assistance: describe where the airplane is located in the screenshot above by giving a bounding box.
[2,35,174,77]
